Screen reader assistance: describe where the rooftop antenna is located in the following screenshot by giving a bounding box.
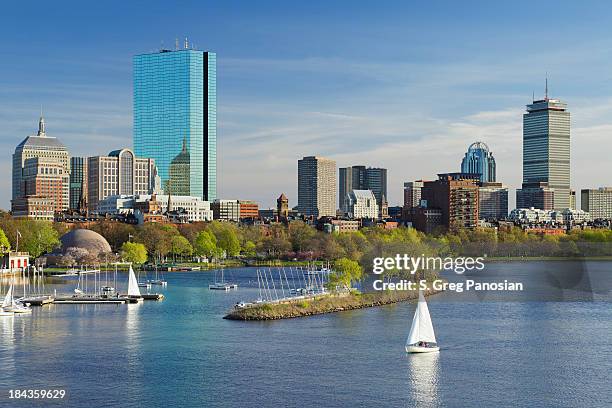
[545,73,549,100]
[175,38,179,50]
[532,90,535,102]
[184,37,189,49]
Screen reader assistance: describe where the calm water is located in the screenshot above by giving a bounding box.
[1,261,612,407]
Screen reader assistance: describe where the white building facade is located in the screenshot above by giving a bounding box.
[98,194,212,222]
[212,199,240,221]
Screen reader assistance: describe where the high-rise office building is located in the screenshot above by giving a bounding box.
[298,156,336,218]
[403,181,424,209]
[338,167,353,212]
[69,157,88,210]
[87,148,160,213]
[520,88,570,210]
[338,165,387,211]
[366,168,387,207]
[478,182,508,220]
[461,142,496,183]
[12,116,70,213]
[133,42,217,201]
[581,188,612,219]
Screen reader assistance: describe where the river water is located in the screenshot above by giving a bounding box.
[0,261,611,407]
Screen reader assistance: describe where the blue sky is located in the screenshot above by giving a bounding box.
[2,1,612,210]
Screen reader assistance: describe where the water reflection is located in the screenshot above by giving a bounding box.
[125,303,142,357]
[0,315,16,382]
[406,352,440,408]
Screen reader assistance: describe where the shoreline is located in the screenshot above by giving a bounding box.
[41,256,612,274]
[223,287,442,321]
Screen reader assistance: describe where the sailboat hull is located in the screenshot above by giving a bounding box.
[10,307,32,314]
[405,345,440,353]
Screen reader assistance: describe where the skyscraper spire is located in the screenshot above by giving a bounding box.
[37,113,46,136]
[545,74,549,100]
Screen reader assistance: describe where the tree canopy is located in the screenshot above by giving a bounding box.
[120,241,148,265]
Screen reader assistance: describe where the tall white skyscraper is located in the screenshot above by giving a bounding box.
[298,156,336,218]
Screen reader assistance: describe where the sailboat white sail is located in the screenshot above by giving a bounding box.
[406,290,439,353]
[127,266,142,298]
[2,284,30,314]
[2,284,12,309]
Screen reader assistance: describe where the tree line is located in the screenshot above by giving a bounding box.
[1,211,611,272]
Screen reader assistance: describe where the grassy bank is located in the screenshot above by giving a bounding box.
[224,287,440,321]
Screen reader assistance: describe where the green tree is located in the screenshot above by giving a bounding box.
[216,228,241,257]
[176,222,208,246]
[18,221,60,258]
[194,230,217,259]
[120,242,148,265]
[288,221,316,251]
[242,241,257,258]
[330,257,363,288]
[0,228,10,255]
[170,235,193,258]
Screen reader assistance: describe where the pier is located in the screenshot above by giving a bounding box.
[20,293,164,306]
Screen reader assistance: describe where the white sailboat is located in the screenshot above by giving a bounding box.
[209,270,238,290]
[1,285,15,316]
[405,290,439,353]
[2,285,13,310]
[147,265,167,286]
[127,266,144,302]
[2,284,28,315]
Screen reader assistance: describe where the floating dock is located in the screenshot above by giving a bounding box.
[53,299,127,304]
[20,293,164,306]
[141,293,165,301]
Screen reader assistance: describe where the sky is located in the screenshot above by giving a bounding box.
[2,1,612,211]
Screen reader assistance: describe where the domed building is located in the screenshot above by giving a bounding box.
[59,229,112,257]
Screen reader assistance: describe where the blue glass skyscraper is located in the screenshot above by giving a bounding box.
[133,44,216,201]
[460,142,496,183]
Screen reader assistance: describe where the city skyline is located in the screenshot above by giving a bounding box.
[2,2,612,210]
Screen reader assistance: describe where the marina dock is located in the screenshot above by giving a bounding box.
[20,293,164,306]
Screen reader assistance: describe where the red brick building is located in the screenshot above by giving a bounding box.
[420,173,480,231]
[239,200,259,220]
